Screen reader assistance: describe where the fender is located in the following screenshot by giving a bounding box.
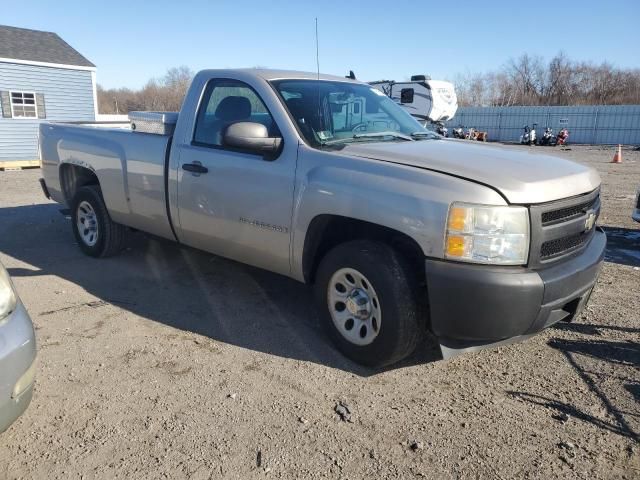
[290,146,506,282]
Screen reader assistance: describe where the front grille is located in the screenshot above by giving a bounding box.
[541,196,598,225]
[540,232,589,259]
[529,189,601,267]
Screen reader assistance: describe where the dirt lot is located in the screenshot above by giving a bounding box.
[0,144,638,479]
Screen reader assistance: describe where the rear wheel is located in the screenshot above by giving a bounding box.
[314,240,424,367]
[71,185,126,257]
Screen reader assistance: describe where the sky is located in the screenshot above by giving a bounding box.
[2,0,639,89]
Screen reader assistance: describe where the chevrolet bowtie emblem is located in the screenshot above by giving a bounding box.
[584,212,596,231]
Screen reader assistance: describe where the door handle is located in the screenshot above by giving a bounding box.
[182,162,208,174]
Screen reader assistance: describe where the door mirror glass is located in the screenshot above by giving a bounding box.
[224,122,282,155]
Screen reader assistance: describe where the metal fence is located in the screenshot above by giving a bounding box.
[445,105,640,145]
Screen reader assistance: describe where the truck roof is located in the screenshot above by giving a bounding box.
[197,68,361,84]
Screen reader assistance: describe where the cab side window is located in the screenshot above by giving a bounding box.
[193,79,277,147]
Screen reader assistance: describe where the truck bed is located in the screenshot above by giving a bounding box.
[40,123,175,240]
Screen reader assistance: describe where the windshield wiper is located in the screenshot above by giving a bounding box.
[353,131,414,141]
[410,131,440,140]
[320,131,414,146]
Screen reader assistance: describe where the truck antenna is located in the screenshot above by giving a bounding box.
[315,17,320,80]
[314,17,324,133]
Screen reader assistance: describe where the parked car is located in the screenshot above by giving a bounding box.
[0,261,36,433]
[39,69,605,367]
[633,186,640,223]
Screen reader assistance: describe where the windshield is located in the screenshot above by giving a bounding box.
[271,80,432,147]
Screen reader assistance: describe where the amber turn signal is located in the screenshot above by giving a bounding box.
[446,235,467,257]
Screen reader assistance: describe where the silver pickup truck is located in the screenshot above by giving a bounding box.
[39,69,606,366]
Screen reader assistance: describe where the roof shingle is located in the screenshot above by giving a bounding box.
[0,25,95,68]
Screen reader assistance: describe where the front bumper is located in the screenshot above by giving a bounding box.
[0,301,37,433]
[0,383,34,434]
[425,228,606,354]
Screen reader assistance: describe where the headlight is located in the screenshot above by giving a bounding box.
[445,203,530,265]
[0,264,17,323]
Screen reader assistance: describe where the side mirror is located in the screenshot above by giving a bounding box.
[224,122,282,156]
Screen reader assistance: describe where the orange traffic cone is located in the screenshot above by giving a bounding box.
[611,144,622,163]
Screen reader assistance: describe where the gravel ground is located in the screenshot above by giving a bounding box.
[0,144,638,479]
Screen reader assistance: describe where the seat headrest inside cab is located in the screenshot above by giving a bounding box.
[215,96,252,121]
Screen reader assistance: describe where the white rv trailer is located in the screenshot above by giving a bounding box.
[369,75,458,125]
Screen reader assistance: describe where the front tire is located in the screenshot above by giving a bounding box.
[71,185,126,257]
[314,240,424,367]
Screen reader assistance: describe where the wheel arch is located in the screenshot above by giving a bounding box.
[301,214,426,286]
[59,163,100,204]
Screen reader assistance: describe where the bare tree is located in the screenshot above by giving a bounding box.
[97,66,194,114]
[504,54,546,105]
[161,66,193,110]
[100,60,640,112]
[545,52,574,105]
[452,53,640,107]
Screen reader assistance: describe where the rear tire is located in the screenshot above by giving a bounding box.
[314,240,424,367]
[71,185,126,257]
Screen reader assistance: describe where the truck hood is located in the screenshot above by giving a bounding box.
[342,139,600,204]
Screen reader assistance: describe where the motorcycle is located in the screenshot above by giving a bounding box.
[452,126,465,139]
[556,128,569,146]
[538,127,555,146]
[520,124,537,145]
[435,123,448,137]
[465,127,477,140]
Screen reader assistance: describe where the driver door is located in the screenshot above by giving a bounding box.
[175,78,296,276]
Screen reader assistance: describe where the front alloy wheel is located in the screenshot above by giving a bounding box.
[315,240,424,367]
[327,268,382,346]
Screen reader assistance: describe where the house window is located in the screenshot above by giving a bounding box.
[10,91,37,118]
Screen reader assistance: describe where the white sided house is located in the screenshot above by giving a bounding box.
[0,25,97,162]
